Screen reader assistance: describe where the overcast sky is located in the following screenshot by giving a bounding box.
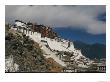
[5,5,106,35]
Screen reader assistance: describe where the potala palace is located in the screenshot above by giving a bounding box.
[5,20,106,72]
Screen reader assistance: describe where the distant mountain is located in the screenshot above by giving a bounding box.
[73,40,106,59]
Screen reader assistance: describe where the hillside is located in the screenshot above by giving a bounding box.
[5,20,106,73]
[5,25,64,72]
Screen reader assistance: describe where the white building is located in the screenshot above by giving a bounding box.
[10,20,92,69]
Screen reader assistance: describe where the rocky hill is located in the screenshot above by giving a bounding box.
[5,26,63,72]
[5,20,106,73]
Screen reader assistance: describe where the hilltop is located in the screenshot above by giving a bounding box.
[5,20,106,73]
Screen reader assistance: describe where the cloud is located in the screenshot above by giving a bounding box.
[5,5,106,34]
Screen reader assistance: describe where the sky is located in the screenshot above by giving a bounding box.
[5,5,106,44]
[53,27,106,44]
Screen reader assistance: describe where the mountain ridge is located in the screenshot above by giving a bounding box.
[73,40,106,59]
